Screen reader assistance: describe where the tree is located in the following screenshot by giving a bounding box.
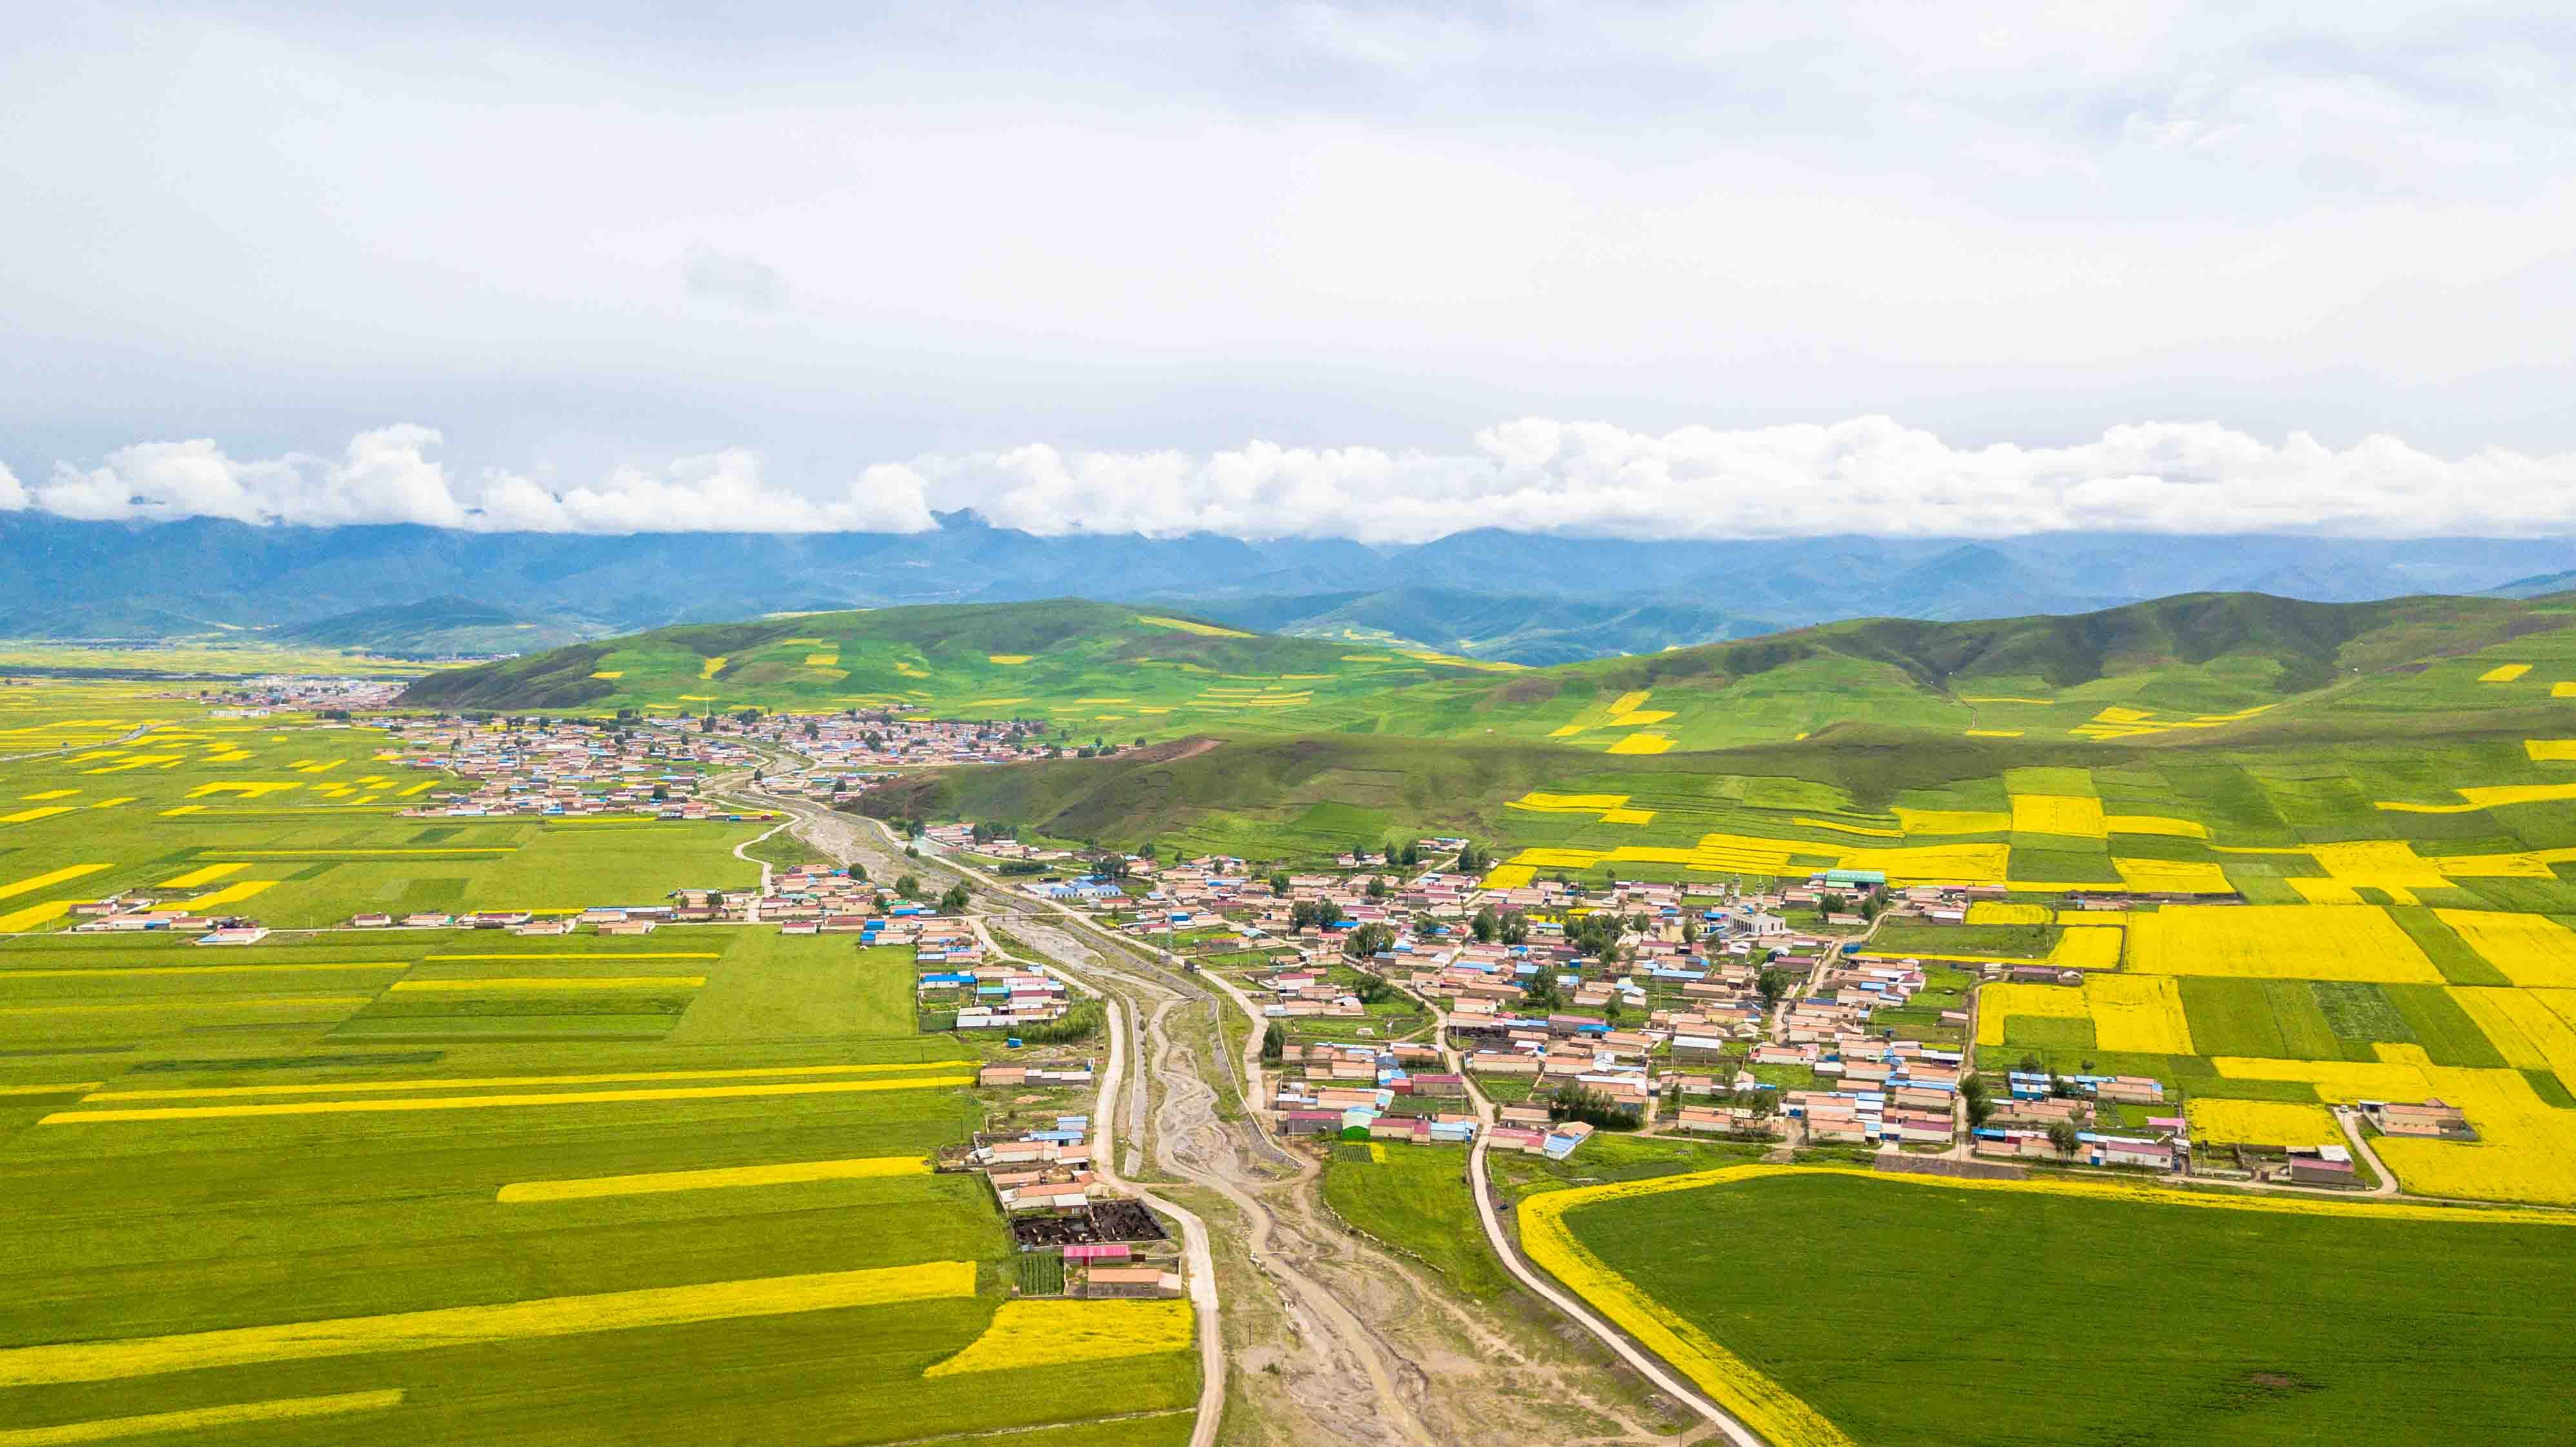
[938,883,971,914]
[1499,910,1531,946]
[1267,869,1293,896]
[1680,913,1701,944]
[1365,875,1389,901]
[894,873,920,898]
[1755,968,1791,1011]
[2017,1052,2044,1076]
[1260,1021,1287,1064]
[1603,995,1625,1026]
[1960,1073,1995,1131]
[2046,1117,2083,1160]
[1470,905,1500,944]
[1342,922,1395,960]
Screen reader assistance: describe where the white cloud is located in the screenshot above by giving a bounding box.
[681,244,789,312]
[0,461,25,511]
[14,417,2576,541]
[903,417,2576,543]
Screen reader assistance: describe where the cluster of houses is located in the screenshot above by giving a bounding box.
[183,676,410,713]
[379,716,761,818]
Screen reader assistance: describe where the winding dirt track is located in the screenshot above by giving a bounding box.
[734,764,1711,1446]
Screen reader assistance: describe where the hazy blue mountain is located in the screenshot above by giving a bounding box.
[0,509,2568,662]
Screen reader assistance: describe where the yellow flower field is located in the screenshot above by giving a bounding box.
[2525,739,2576,762]
[2009,794,2106,837]
[2446,987,2576,1081]
[2103,814,2208,838]
[498,1155,928,1203]
[2125,905,2440,983]
[1480,864,1536,890]
[1893,807,2011,835]
[2480,663,2532,682]
[2435,909,2576,988]
[1975,982,2088,1047]
[2048,927,2125,971]
[2215,1046,2576,1206]
[0,1390,408,1447]
[2185,1098,2339,1148]
[1965,902,2051,926]
[1605,733,1673,754]
[0,1262,974,1386]
[2110,857,2233,894]
[2082,973,2191,1052]
[923,1299,1193,1378]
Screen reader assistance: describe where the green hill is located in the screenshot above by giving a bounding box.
[400,589,2576,752]
[397,599,1508,722]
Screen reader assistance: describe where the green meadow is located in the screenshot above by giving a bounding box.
[1562,1170,2576,1447]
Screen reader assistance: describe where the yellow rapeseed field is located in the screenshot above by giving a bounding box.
[498,1155,928,1203]
[2288,877,2366,905]
[2434,909,2576,987]
[1605,733,1674,754]
[2103,815,2209,838]
[2110,858,2233,894]
[2480,663,2532,682]
[2525,739,2576,762]
[0,902,74,933]
[2185,1098,2338,1148]
[2049,927,2126,971]
[157,880,275,911]
[1893,808,2012,835]
[2125,905,2440,983]
[41,1074,976,1124]
[2081,973,2188,1051]
[1480,864,1536,890]
[0,864,110,901]
[986,654,1032,664]
[1508,793,1629,813]
[0,1390,407,1447]
[386,976,706,992]
[923,1299,1193,1377]
[154,860,247,885]
[1976,983,2088,1047]
[0,1262,974,1386]
[2214,1046,2576,1206]
[2010,794,2108,838]
[1965,902,2052,926]
[84,1059,967,1102]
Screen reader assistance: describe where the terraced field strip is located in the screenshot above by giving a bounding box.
[0,864,110,902]
[0,961,414,980]
[0,995,369,1017]
[85,1059,974,1101]
[42,1072,976,1122]
[0,1389,407,1446]
[387,976,707,992]
[499,1155,932,1202]
[924,1299,1194,1377]
[424,952,722,961]
[0,1262,975,1385]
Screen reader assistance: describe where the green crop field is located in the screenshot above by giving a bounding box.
[0,700,763,933]
[1320,1145,1513,1301]
[0,916,1196,1444]
[1558,1170,2576,1447]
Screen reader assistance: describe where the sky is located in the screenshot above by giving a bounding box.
[3,2,2572,541]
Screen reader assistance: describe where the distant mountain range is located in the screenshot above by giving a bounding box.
[2,508,2568,663]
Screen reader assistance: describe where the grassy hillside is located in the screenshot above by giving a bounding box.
[399,599,1507,722]
[399,590,2576,755]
